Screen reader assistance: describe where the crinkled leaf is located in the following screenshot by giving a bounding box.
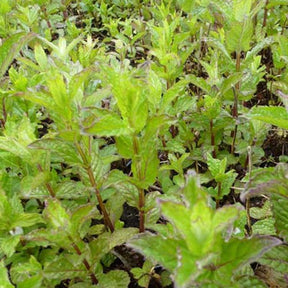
[0,137,31,160]
[252,218,276,236]
[98,270,130,288]
[21,172,51,194]
[245,36,275,63]
[218,236,281,276]
[46,73,72,121]
[248,106,288,129]
[29,139,81,165]
[55,181,89,199]
[129,234,179,271]
[43,254,87,280]
[259,245,288,275]
[0,235,21,257]
[147,69,162,110]
[207,153,226,178]
[186,75,210,94]
[0,32,36,78]
[236,276,266,288]
[160,200,214,256]
[43,199,70,231]
[12,213,44,229]
[34,43,48,70]
[83,114,131,137]
[160,79,190,113]
[0,261,14,288]
[17,275,43,288]
[90,228,138,261]
[115,135,133,158]
[225,20,253,53]
[271,194,288,242]
[70,204,99,237]
[267,0,288,8]
[131,150,159,189]
[250,200,272,219]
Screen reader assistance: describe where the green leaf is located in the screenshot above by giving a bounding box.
[18,275,43,288]
[259,245,288,275]
[70,204,99,237]
[207,153,226,178]
[0,261,14,288]
[0,0,11,15]
[34,43,48,70]
[12,213,44,229]
[131,144,159,189]
[236,276,266,288]
[129,234,179,271]
[218,236,281,276]
[221,73,243,94]
[115,135,133,158]
[245,36,275,63]
[202,37,232,63]
[46,73,72,121]
[181,173,207,207]
[0,32,36,78]
[55,181,89,199]
[98,270,130,288]
[176,0,195,13]
[233,0,252,22]
[147,69,162,110]
[0,235,20,257]
[83,114,131,137]
[160,78,190,113]
[225,20,253,53]
[249,106,288,129]
[213,206,239,233]
[186,74,210,93]
[0,137,31,161]
[102,67,148,132]
[250,201,272,219]
[160,199,215,256]
[43,199,71,231]
[267,0,288,8]
[90,228,138,262]
[21,172,51,195]
[252,218,276,236]
[43,254,87,280]
[271,194,288,242]
[29,139,81,165]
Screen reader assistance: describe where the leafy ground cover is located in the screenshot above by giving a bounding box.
[1,0,288,287]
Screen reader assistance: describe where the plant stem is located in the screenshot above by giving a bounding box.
[231,124,238,155]
[231,51,241,154]
[210,119,216,158]
[245,146,252,236]
[75,141,114,233]
[133,136,145,233]
[262,0,269,29]
[234,51,241,117]
[216,182,221,209]
[39,168,98,284]
[139,188,145,233]
[37,164,56,197]
[69,236,98,285]
[2,97,7,125]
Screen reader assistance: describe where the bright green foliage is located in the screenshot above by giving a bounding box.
[0,0,288,287]
[0,261,14,288]
[0,32,36,77]
[249,106,288,130]
[207,154,237,200]
[130,176,281,287]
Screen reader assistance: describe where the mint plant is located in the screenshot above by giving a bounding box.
[1,0,288,287]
